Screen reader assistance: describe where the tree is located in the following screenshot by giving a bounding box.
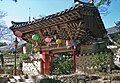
[0,0,16,44]
[75,0,111,15]
[78,0,111,6]
[0,10,14,44]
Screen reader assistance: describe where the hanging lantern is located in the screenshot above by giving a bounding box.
[73,41,77,46]
[66,40,71,49]
[54,54,59,57]
[56,39,62,44]
[45,37,51,43]
[15,31,22,37]
[66,40,71,46]
[66,56,69,58]
[73,41,77,49]
[32,34,39,41]
[56,39,62,47]
[63,55,66,58]
[10,47,15,53]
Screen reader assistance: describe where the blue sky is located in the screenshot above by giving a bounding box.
[0,0,120,28]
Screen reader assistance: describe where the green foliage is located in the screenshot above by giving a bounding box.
[17,54,29,68]
[115,33,120,44]
[111,48,117,54]
[3,52,9,57]
[19,53,29,59]
[25,43,32,54]
[93,52,113,72]
[52,57,74,75]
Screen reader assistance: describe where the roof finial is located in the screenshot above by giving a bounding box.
[29,8,31,22]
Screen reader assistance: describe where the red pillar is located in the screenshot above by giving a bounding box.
[41,51,51,74]
[74,54,76,73]
[45,54,51,74]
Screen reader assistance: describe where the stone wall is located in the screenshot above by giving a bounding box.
[0,73,120,83]
[22,59,41,75]
[48,73,120,83]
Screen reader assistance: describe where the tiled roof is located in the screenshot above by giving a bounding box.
[10,2,95,29]
[9,2,107,44]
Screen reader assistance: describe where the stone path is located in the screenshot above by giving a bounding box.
[0,74,43,83]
